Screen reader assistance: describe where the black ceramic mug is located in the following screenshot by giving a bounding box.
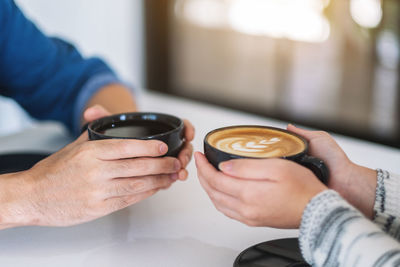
[88,112,184,157]
[204,125,329,184]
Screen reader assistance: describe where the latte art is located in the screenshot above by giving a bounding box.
[218,137,280,154]
[207,127,305,158]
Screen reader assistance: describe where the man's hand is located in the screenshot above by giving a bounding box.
[1,132,180,227]
[287,124,377,218]
[195,152,326,229]
[84,105,195,181]
[0,105,194,228]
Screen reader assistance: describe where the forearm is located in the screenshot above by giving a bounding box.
[340,163,377,219]
[300,190,400,267]
[0,172,37,230]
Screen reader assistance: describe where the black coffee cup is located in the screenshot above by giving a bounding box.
[204,125,329,184]
[88,112,184,157]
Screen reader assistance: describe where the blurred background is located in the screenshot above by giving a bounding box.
[1,0,399,148]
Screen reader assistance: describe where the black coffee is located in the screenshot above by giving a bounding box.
[99,121,174,138]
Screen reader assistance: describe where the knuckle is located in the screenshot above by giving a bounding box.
[239,189,252,203]
[244,219,258,227]
[148,140,162,153]
[87,190,102,206]
[116,180,141,195]
[75,143,92,158]
[86,168,101,181]
[130,180,146,192]
[159,175,172,187]
[89,187,103,199]
[112,183,127,196]
[115,160,133,174]
[214,204,224,214]
[208,190,218,203]
[115,140,131,156]
[116,198,130,210]
[158,158,177,173]
[132,158,151,174]
[316,131,329,138]
[240,207,258,221]
[208,176,221,190]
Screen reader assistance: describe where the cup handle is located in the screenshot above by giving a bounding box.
[298,155,329,185]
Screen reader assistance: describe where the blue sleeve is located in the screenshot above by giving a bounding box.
[0,0,127,135]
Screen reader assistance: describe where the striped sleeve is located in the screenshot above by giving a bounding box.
[299,190,400,267]
[374,170,400,240]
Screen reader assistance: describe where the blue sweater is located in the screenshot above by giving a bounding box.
[0,0,122,134]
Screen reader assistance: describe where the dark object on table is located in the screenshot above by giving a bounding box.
[234,238,310,267]
[0,153,49,174]
[88,112,184,157]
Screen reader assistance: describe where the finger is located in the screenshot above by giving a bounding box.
[183,119,195,141]
[178,142,193,168]
[214,204,246,224]
[103,157,181,178]
[83,105,111,122]
[219,158,289,180]
[194,152,243,197]
[104,189,158,213]
[107,174,175,198]
[197,164,243,212]
[287,124,324,141]
[92,139,168,160]
[178,169,188,181]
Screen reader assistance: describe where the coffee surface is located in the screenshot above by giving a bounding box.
[207,127,305,158]
[99,121,174,138]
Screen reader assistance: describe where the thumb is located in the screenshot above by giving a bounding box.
[287,124,320,141]
[83,105,111,122]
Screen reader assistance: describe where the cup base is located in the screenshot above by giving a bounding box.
[233,238,309,267]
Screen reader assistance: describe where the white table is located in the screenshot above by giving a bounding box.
[0,92,399,267]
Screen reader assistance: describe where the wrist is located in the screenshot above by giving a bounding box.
[340,162,377,218]
[0,171,39,229]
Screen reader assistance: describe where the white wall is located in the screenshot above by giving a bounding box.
[0,0,145,136]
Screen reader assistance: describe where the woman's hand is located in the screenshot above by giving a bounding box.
[287,124,377,218]
[195,152,327,229]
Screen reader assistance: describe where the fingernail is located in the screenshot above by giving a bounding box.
[174,160,182,171]
[170,173,179,180]
[219,161,232,172]
[159,143,168,154]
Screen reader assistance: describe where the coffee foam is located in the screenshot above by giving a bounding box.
[207,127,305,158]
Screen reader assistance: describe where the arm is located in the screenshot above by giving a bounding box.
[300,190,400,266]
[195,154,400,267]
[0,0,129,134]
[287,125,400,239]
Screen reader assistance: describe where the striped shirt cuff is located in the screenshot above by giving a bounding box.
[299,190,350,264]
[374,169,400,238]
[300,189,400,266]
[72,73,134,136]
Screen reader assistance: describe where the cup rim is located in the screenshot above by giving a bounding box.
[88,112,184,140]
[204,125,308,159]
